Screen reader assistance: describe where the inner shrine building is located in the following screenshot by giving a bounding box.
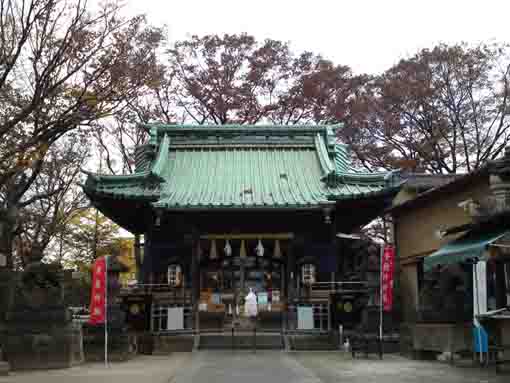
[83,124,401,333]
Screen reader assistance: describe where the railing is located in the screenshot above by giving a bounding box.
[120,283,191,295]
[311,281,373,294]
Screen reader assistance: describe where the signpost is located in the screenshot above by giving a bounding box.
[379,245,395,350]
[88,256,108,367]
[473,260,488,363]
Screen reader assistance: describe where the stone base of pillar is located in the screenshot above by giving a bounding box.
[0,361,9,376]
[4,321,83,370]
[82,324,137,362]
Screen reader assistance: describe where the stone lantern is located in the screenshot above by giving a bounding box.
[488,146,510,212]
[4,245,83,370]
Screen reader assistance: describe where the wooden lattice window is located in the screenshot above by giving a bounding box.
[167,264,182,287]
[301,263,316,285]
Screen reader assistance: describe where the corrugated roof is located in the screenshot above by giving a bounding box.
[153,145,389,209]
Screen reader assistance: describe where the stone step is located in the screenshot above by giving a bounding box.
[153,335,194,354]
[198,334,283,350]
[289,335,337,351]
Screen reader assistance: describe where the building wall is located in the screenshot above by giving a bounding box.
[400,263,418,322]
[392,188,419,207]
[392,176,490,322]
[395,178,489,261]
[117,238,137,286]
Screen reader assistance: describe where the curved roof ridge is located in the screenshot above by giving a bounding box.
[314,134,335,175]
[150,133,170,179]
[332,140,395,183]
[82,170,152,183]
[82,134,171,188]
[141,123,344,140]
[334,142,351,173]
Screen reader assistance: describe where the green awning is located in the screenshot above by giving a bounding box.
[424,229,509,272]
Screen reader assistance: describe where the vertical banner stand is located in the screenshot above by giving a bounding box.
[472,260,487,365]
[104,255,108,367]
[379,244,384,356]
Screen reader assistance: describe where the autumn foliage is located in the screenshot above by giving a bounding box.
[2,2,510,269]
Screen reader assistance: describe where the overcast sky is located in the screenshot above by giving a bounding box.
[125,0,510,74]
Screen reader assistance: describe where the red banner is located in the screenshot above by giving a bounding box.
[88,257,106,324]
[381,245,395,312]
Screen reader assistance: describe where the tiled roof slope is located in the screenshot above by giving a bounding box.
[84,124,401,209]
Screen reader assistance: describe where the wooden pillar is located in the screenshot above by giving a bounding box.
[280,264,285,296]
[240,264,245,294]
[495,261,507,309]
[134,234,142,283]
[191,229,200,331]
[287,239,295,302]
[328,209,337,333]
[143,231,151,285]
[330,209,338,286]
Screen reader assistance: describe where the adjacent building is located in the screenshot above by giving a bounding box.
[390,151,510,359]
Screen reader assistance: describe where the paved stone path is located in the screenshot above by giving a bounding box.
[0,351,508,383]
[171,351,321,383]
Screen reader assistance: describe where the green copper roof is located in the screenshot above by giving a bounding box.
[83,124,401,209]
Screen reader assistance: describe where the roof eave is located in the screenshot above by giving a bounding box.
[82,184,160,202]
[151,203,335,212]
[326,183,403,202]
[388,167,490,215]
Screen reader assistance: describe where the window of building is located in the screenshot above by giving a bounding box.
[301,263,316,285]
[167,264,182,287]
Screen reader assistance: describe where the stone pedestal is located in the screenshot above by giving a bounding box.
[0,344,9,376]
[81,255,136,362]
[4,319,83,370]
[0,362,8,376]
[4,258,84,370]
[82,305,136,362]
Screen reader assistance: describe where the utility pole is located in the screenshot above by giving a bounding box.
[92,149,103,261]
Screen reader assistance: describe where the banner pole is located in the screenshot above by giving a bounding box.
[379,244,384,343]
[105,255,108,367]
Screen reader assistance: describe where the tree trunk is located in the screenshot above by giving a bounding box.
[0,205,17,271]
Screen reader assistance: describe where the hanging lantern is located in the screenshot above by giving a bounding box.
[255,239,264,257]
[210,239,218,259]
[273,239,281,259]
[240,239,247,258]
[224,239,232,257]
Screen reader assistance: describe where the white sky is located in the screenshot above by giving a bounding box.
[125,0,510,74]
